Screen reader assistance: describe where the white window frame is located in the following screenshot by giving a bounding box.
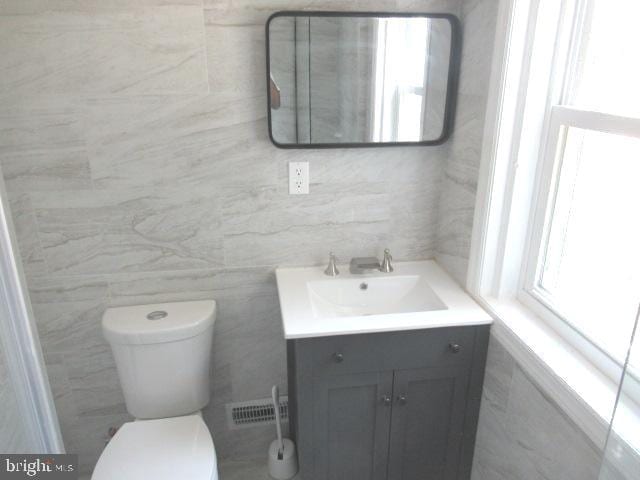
[519,106,640,384]
[468,0,640,450]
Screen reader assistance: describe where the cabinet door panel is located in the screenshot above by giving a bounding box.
[313,371,393,480]
[388,366,470,480]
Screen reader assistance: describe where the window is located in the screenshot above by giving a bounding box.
[469,0,640,452]
[519,0,640,374]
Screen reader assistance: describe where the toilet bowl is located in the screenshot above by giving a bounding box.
[92,300,218,480]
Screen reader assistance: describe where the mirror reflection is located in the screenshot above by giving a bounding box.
[267,13,459,147]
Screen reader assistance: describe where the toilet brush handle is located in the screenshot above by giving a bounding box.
[272,385,284,456]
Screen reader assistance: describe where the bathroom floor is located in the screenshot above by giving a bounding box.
[80,459,297,480]
[219,459,295,480]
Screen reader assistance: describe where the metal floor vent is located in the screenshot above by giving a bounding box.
[225,396,289,430]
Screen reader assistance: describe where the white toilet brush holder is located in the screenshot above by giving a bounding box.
[269,437,297,479]
[268,385,298,479]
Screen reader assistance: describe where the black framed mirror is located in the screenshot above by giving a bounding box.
[266,11,461,148]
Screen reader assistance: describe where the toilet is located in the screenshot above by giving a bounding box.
[92,300,218,480]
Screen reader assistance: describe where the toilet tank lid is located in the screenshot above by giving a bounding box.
[103,300,216,345]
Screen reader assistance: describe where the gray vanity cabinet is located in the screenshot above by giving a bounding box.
[287,326,490,480]
[313,371,393,480]
[387,366,470,480]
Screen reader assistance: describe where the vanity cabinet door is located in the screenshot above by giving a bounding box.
[312,371,394,480]
[387,366,470,480]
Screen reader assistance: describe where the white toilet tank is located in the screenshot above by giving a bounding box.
[102,300,216,419]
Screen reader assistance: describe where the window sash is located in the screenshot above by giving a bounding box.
[519,105,640,384]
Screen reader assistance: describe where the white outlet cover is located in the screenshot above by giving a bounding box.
[289,162,309,195]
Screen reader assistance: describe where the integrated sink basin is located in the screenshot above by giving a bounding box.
[307,275,447,318]
[276,260,492,338]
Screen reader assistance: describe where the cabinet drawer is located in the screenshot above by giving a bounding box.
[311,327,477,376]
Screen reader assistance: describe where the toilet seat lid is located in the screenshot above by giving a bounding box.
[92,414,217,480]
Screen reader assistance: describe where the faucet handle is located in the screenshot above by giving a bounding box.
[324,252,339,276]
[380,249,393,273]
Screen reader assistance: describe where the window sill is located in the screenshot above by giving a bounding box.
[476,295,616,448]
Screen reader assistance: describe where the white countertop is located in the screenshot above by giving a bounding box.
[275,260,492,339]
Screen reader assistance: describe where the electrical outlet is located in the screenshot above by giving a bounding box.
[289,162,309,195]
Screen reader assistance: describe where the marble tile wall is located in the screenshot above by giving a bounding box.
[0,0,461,474]
[435,0,499,284]
[471,333,604,480]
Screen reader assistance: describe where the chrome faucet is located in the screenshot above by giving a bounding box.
[324,252,339,276]
[349,249,394,274]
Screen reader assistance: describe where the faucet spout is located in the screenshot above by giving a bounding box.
[349,249,394,274]
[349,257,380,274]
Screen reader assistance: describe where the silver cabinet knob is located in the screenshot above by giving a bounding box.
[397,395,407,405]
[333,352,344,363]
[381,395,392,406]
[449,343,461,353]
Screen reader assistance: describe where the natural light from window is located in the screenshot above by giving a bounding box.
[531,0,640,372]
[538,128,640,365]
[372,18,429,142]
[569,0,640,118]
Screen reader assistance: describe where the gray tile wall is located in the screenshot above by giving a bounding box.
[436,0,499,284]
[472,333,604,480]
[0,0,462,474]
